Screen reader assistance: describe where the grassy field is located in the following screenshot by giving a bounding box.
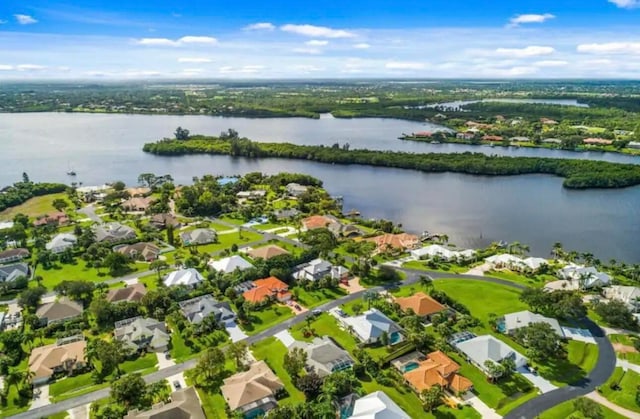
[195,387,229,419]
[36,260,150,289]
[483,270,554,287]
[609,334,640,365]
[0,192,68,219]
[601,367,640,412]
[241,304,294,335]
[402,260,469,274]
[534,341,599,386]
[292,286,347,308]
[196,230,263,254]
[251,337,305,405]
[539,398,628,419]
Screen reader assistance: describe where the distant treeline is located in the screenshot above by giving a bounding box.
[143,136,640,189]
[0,181,68,213]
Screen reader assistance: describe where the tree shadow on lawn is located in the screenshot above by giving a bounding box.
[496,374,533,397]
[536,357,587,385]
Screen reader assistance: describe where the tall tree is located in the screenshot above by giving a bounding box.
[421,384,444,412]
[110,373,147,409]
[284,347,307,379]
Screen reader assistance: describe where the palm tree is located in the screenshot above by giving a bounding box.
[419,275,433,290]
[363,290,379,310]
[551,242,564,260]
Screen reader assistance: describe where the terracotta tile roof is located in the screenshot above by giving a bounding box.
[448,373,473,393]
[243,277,290,303]
[247,245,290,260]
[365,233,419,252]
[395,292,446,317]
[403,351,472,394]
[302,215,339,230]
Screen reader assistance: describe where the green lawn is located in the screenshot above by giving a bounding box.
[534,341,598,386]
[609,334,640,365]
[196,230,263,254]
[218,216,245,226]
[402,260,469,274]
[292,286,347,308]
[601,367,640,412]
[195,387,229,419]
[241,304,294,335]
[138,273,161,290]
[539,398,628,419]
[169,322,196,362]
[0,192,68,219]
[251,337,305,405]
[252,222,288,231]
[36,260,150,289]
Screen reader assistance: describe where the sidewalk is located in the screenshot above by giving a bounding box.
[586,391,640,419]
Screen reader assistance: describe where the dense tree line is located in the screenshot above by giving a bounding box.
[143,136,640,189]
[0,180,67,212]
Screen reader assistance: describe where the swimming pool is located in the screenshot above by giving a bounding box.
[390,331,403,344]
[402,362,420,372]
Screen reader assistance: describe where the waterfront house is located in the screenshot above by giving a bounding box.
[542,138,562,144]
[540,118,558,125]
[456,131,475,140]
[485,253,523,269]
[285,183,308,197]
[180,228,217,246]
[273,208,301,220]
[94,222,137,243]
[124,387,205,419]
[208,255,254,274]
[403,350,473,395]
[46,233,77,254]
[583,138,613,146]
[365,233,419,255]
[291,336,354,377]
[106,283,147,304]
[247,244,290,260]
[604,286,640,312]
[454,335,527,377]
[33,212,69,228]
[122,196,155,212]
[242,276,291,304]
[292,258,349,282]
[164,268,204,288]
[236,190,267,200]
[340,308,403,345]
[114,242,160,261]
[482,135,504,142]
[502,310,564,336]
[410,244,476,262]
[302,214,362,238]
[35,297,83,326]
[179,294,236,325]
[114,317,170,352]
[348,391,410,419]
[0,262,29,282]
[221,361,284,417]
[510,136,531,142]
[29,336,87,386]
[558,264,611,289]
[0,248,29,264]
[628,141,640,149]
[395,292,447,320]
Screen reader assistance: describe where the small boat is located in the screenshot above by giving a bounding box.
[67,170,77,176]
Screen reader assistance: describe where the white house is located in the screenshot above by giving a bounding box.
[604,286,640,312]
[285,183,308,197]
[522,257,548,271]
[558,264,611,289]
[292,258,349,282]
[485,253,523,269]
[410,245,476,262]
[348,391,410,419]
[341,308,403,345]
[164,268,204,288]
[46,233,77,254]
[208,255,254,274]
[502,310,564,337]
[455,335,527,376]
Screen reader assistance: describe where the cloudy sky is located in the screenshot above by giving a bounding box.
[1,0,640,79]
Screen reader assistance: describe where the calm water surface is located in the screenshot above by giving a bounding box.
[1,112,638,262]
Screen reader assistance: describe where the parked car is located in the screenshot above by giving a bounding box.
[173,380,181,389]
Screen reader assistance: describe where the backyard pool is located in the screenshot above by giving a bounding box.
[402,362,420,373]
[390,331,403,344]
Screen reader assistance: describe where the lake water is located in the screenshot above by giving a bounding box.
[1,112,639,262]
[415,98,589,111]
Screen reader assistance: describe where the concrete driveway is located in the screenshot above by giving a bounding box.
[462,393,501,419]
[225,321,248,342]
[517,367,557,393]
[68,403,89,419]
[275,330,296,348]
[168,372,187,391]
[29,384,50,410]
[156,352,176,369]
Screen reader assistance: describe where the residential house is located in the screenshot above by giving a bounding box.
[482,135,504,142]
[126,187,151,197]
[348,391,410,419]
[542,138,562,144]
[302,215,362,238]
[33,212,69,228]
[273,208,300,220]
[180,228,217,246]
[236,190,267,200]
[365,233,419,255]
[114,317,170,352]
[456,131,475,140]
[521,257,548,271]
[0,262,29,282]
[341,308,403,345]
[403,350,473,395]
[285,183,308,197]
[150,213,180,230]
[35,297,83,326]
[465,121,493,130]
[164,268,204,288]
[247,245,290,260]
[628,141,640,150]
[583,138,613,146]
[179,294,236,325]
[485,253,523,269]
[395,292,447,320]
[604,286,640,312]
[122,196,155,212]
[410,245,476,262]
[510,136,531,143]
[502,310,564,336]
[124,387,206,419]
[454,335,527,376]
[29,336,87,385]
[558,264,611,289]
[221,360,285,417]
[94,222,137,243]
[540,118,558,125]
[292,258,349,282]
[105,283,147,304]
[0,248,29,264]
[208,255,254,274]
[46,233,77,254]
[242,276,292,304]
[291,336,354,377]
[114,242,160,261]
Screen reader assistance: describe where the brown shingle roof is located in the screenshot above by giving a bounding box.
[247,245,290,260]
[221,361,284,411]
[124,387,206,419]
[28,339,86,380]
[106,283,148,303]
[35,297,83,323]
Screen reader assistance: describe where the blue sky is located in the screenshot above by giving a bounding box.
[1,0,639,79]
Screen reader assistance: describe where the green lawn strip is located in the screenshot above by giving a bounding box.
[0,385,31,416]
[251,337,305,405]
[402,260,469,274]
[533,341,598,386]
[168,321,196,362]
[0,192,68,219]
[483,270,548,287]
[271,199,297,209]
[194,387,229,419]
[37,260,150,289]
[48,412,70,419]
[601,367,640,412]
[291,286,347,308]
[218,216,245,226]
[195,230,263,254]
[252,222,288,231]
[241,304,294,335]
[539,398,628,419]
[138,273,161,291]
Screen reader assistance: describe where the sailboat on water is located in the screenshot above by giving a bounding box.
[66,162,77,176]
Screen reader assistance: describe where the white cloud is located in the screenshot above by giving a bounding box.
[17,64,46,71]
[177,57,213,63]
[14,14,38,25]
[219,65,265,74]
[494,46,556,57]
[293,65,324,72]
[534,60,568,67]
[385,61,427,70]
[577,42,640,54]
[508,13,555,27]
[0,65,14,71]
[136,36,217,47]
[244,22,275,31]
[353,43,371,49]
[306,40,328,46]
[292,48,322,55]
[281,24,355,38]
[490,66,539,77]
[608,0,640,9]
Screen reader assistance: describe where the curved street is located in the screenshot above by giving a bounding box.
[10,268,616,419]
